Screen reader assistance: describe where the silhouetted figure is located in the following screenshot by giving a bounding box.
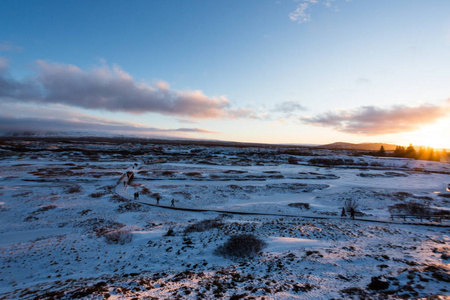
[350,207,355,219]
[136,192,139,200]
[171,199,175,207]
[341,207,346,217]
[156,196,160,205]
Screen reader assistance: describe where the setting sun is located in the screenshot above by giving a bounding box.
[406,120,450,150]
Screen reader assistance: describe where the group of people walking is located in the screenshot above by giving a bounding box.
[154,195,174,207]
[129,185,175,208]
[155,196,175,207]
[121,167,176,209]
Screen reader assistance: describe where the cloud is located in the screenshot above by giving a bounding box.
[0,114,216,136]
[0,41,23,53]
[0,60,255,120]
[227,108,260,119]
[289,0,345,23]
[0,58,39,100]
[302,103,449,135]
[274,101,307,113]
[0,57,8,73]
[289,2,312,23]
[34,60,232,118]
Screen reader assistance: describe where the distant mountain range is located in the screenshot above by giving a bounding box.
[0,132,407,151]
[317,142,398,151]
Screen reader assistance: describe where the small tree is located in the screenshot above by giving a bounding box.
[405,144,416,158]
[428,148,436,161]
[377,145,386,156]
[394,145,405,157]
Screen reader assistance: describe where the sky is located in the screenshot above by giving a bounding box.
[1,0,450,148]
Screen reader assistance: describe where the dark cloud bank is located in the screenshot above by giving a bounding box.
[0,59,253,119]
[0,115,215,136]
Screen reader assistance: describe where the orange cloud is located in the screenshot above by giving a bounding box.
[302,103,449,135]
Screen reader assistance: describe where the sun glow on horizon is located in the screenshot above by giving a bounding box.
[404,120,450,151]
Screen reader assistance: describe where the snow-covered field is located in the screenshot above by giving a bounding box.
[0,139,449,299]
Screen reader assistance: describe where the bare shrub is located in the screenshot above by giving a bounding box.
[389,202,430,216]
[90,191,107,198]
[367,276,389,290]
[109,194,128,203]
[117,202,146,213]
[164,228,175,236]
[389,201,450,218]
[103,229,133,245]
[224,170,247,174]
[174,191,192,200]
[288,202,310,210]
[141,187,152,195]
[391,192,413,201]
[24,215,38,222]
[184,218,224,234]
[214,233,267,259]
[218,213,233,220]
[185,172,202,177]
[89,221,131,244]
[149,192,161,200]
[66,185,82,194]
[309,158,352,166]
[344,198,359,212]
[12,191,32,198]
[36,205,57,212]
[432,209,450,217]
[93,221,126,237]
[288,157,298,165]
[79,209,92,216]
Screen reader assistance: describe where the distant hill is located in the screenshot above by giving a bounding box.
[1,133,403,151]
[317,142,398,151]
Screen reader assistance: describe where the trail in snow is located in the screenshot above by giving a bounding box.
[116,173,450,227]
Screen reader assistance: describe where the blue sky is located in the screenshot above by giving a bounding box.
[1,0,450,148]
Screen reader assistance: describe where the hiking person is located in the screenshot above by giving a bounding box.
[350,207,355,219]
[341,207,346,217]
[171,199,175,207]
[133,192,137,200]
[156,196,160,205]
